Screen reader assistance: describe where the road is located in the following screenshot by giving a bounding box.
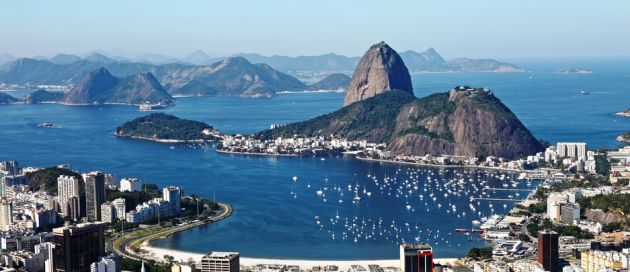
[109,202,232,262]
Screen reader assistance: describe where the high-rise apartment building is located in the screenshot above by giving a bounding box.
[83,172,106,222]
[538,231,559,272]
[200,252,240,272]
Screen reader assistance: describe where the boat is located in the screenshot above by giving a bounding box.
[580,90,589,95]
[37,122,60,128]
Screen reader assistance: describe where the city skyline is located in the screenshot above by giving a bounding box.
[1,0,630,59]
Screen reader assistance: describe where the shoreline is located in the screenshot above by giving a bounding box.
[355,156,524,173]
[114,203,232,261]
[141,245,459,270]
[115,134,211,143]
[215,148,306,157]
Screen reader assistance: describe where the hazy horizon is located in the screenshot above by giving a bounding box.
[2,0,630,60]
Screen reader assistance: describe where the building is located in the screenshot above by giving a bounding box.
[400,244,433,272]
[200,252,240,272]
[65,196,80,221]
[547,192,580,222]
[350,265,368,272]
[559,203,580,224]
[83,172,106,222]
[119,178,142,192]
[35,242,55,272]
[90,254,120,272]
[0,161,20,176]
[112,198,126,221]
[172,264,196,272]
[100,202,114,223]
[538,231,559,272]
[52,222,106,272]
[580,250,629,272]
[556,142,587,159]
[57,175,80,216]
[163,186,182,215]
[0,199,13,231]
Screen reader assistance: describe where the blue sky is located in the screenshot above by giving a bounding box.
[1,0,629,59]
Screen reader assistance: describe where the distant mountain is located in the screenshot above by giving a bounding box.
[0,53,15,65]
[399,48,524,73]
[163,57,306,98]
[344,42,413,106]
[49,54,82,65]
[258,42,541,160]
[169,80,217,97]
[235,49,523,74]
[84,53,117,64]
[305,73,351,91]
[0,57,305,98]
[20,89,65,103]
[62,68,174,105]
[234,53,360,73]
[0,58,97,85]
[445,58,525,73]
[0,92,18,104]
[183,50,222,65]
[399,48,447,71]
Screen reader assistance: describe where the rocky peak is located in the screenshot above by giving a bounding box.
[343,42,413,106]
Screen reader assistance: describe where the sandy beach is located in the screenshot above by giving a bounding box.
[142,245,459,270]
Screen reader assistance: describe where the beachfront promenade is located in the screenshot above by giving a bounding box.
[110,202,233,262]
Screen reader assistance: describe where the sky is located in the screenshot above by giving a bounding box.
[1,0,629,59]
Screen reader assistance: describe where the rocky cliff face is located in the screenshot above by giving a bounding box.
[63,68,173,105]
[387,86,542,159]
[343,42,413,106]
[261,85,542,160]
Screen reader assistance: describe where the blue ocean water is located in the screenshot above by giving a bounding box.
[1,60,629,259]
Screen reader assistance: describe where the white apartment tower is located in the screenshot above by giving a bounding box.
[556,142,587,159]
[57,175,80,215]
[163,186,181,215]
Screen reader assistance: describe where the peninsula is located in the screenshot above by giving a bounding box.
[258,42,543,160]
[115,113,220,142]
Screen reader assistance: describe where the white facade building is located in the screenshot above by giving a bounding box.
[557,142,587,159]
[57,175,80,214]
[119,178,142,192]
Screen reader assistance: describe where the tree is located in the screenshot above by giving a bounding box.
[467,247,493,260]
[595,155,610,176]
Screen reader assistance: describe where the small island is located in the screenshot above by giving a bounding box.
[116,113,221,142]
[554,67,593,74]
[617,132,630,143]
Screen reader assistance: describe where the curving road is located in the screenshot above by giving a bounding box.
[109,202,232,262]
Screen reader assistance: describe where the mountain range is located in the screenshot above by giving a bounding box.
[0,47,524,75]
[257,42,541,159]
[0,57,308,98]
